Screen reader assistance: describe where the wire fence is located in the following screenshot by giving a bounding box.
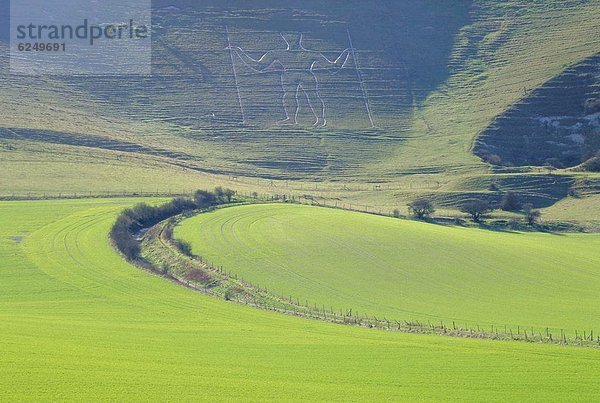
[8,189,598,347]
[150,205,600,349]
[0,191,188,201]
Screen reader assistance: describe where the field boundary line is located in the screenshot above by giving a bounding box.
[118,197,600,349]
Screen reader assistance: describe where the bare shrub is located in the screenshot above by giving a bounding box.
[185,269,211,283]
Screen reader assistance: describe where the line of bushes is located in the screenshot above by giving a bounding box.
[401,193,544,227]
[110,187,235,260]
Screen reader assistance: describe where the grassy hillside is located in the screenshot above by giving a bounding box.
[2,198,600,400]
[1,0,466,179]
[380,0,600,175]
[175,203,600,333]
[0,1,598,209]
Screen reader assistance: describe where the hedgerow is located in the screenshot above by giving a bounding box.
[110,188,234,260]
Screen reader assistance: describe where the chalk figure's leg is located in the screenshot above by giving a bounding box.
[302,74,326,127]
[279,74,300,124]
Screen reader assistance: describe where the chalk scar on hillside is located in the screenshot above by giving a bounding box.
[226,31,358,127]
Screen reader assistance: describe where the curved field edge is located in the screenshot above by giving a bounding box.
[140,209,596,347]
[0,198,599,400]
[174,203,600,336]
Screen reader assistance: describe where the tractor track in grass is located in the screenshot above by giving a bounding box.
[26,206,179,308]
[221,207,363,301]
[203,205,505,317]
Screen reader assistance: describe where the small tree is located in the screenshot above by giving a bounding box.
[407,199,435,219]
[523,203,541,225]
[169,197,197,213]
[392,209,401,218]
[223,188,236,202]
[460,200,492,223]
[214,186,226,203]
[500,191,521,211]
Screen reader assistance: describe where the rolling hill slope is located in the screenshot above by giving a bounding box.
[175,203,600,333]
[2,198,600,400]
[0,0,598,201]
[2,2,600,399]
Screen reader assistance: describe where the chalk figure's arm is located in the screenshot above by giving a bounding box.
[229,47,277,71]
[312,48,351,71]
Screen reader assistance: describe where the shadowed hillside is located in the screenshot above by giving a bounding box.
[475,53,600,168]
[0,0,471,179]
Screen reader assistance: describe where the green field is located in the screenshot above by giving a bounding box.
[175,203,600,334]
[2,198,600,400]
[1,1,600,399]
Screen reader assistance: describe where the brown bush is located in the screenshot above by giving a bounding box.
[500,191,521,211]
[185,269,211,283]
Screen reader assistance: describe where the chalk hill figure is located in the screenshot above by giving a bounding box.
[228,32,351,127]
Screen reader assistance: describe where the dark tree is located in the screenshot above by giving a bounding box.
[214,186,226,203]
[460,200,492,222]
[407,199,435,219]
[169,197,197,213]
[523,203,541,225]
[500,191,521,211]
[223,188,236,203]
[213,186,236,203]
[194,190,217,208]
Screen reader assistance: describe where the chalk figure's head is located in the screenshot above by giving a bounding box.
[280,32,304,50]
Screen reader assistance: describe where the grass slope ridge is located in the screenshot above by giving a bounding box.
[475,52,600,168]
[175,203,600,334]
[2,198,600,400]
